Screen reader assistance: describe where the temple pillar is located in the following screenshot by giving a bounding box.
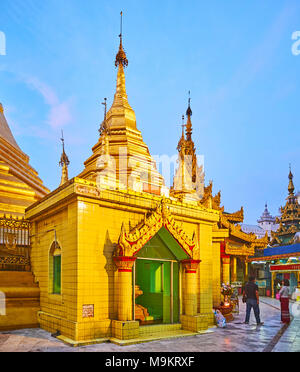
[112,256,139,340]
[271,272,276,298]
[222,257,231,285]
[231,257,237,283]
[244,260,249,281]
[182,260,200,316]
[181,259,205,332]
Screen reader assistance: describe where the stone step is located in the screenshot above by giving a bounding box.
[139,323,182,337]
[0,271,38,287]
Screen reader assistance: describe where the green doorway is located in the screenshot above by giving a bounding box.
[134,227,189,325]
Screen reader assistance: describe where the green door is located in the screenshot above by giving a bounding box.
[135,228,190,325]
[173,262,180,323]
[53,255,61,294]
[136,260,164,323]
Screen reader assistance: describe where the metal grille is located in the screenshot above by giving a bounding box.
[0,216,31,271]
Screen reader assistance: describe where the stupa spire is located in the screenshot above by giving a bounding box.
[177,115,186,153]
[99,98,108,136]
[0,102,21,151]
[288,164,295,196]
[59,130,70,186]
[186,91,193,141]
[115,11,128,68]
[111,11,132,112]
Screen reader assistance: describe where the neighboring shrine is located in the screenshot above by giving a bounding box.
[248,169,300,297]
[0,103,49,331]
[198,183,268,286]
[270,167,300,246]
[241,204,279,239]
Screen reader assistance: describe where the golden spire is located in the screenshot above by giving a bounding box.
[0,103,3,114]
[59,131,70,186]
[288,164,295,196]
[177,115,186,154]
[115,11,128,68]
[111,11,132,112]
[99,98,108,136]
[186,91,193,141]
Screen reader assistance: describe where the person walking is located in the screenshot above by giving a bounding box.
[278,279,291,324]
[243,276,264,326]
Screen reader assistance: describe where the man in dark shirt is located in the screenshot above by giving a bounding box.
[243,276,264,326]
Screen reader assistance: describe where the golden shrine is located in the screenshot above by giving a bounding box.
[0,21,268,344]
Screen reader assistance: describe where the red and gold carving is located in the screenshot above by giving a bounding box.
[113,256,137,272]
[181,259,201,273]
[116,199,196,258]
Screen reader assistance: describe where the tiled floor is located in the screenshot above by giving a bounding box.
[272,300,300,353]
[0,298,299,352]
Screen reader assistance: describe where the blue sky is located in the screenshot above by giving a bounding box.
[0,0,299,224]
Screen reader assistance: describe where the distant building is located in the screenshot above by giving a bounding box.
[240,224,266,239]
[241,204,278,239]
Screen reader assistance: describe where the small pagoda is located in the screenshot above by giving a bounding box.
[270,167,300,246]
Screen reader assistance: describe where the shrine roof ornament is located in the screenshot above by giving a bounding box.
[202,180,268,253]
[116,198,196,258]
[59,131,70,187]
[186,91,193,117]
[115,12,128,68]
[270,166,300,246]
[288,165,295,196]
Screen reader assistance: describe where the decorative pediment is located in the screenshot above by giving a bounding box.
[116,198,195,258]
[225,242,254,257]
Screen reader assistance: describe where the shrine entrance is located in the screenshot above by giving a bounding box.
[134,227,190,325]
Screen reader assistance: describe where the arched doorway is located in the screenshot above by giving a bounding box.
[134,227,190,325]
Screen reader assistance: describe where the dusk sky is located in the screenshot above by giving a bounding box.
[0,0,299,224]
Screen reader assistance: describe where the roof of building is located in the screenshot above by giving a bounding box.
[241,224,265,233]
[257,203,276,223]
[264,243,300,257]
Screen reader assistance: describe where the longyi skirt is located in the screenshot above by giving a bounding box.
[280,298,290,324]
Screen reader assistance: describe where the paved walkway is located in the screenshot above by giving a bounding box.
[0,298,299,352]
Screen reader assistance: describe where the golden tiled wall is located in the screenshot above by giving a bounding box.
[212,241,221,308]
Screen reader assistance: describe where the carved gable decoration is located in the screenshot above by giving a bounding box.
[116,199,195,258]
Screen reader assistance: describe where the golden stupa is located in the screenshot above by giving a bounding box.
[0,103,49,217]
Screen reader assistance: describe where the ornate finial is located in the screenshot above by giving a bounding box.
[0,103,3,114]
[288,164,295,196]
[181,115,186,135]
[59,130,70,186]
[186,91,192,117]
[186,91,193,140]
[177,115,186,153]
[115,11,128,68]
[99,98,108,136]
